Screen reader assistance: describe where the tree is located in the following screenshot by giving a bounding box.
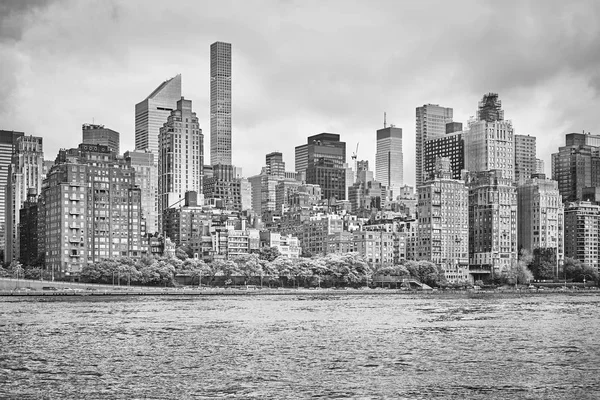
[232,253,263,285]
[404,260,446,287]
[257,246,281,262]
[503,250,534,286]
[563,257,599,282]
[530,248,557,280]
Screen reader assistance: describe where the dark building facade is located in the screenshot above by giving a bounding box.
[18,189,39,266]
[424,132,464,181]
[297,133,346,201]
[552,133,600,202]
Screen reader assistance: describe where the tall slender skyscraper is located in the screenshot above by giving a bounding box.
[375,125,403,198]
[135,74,182,158]
[210,41,232,166]
[415,104,453,187]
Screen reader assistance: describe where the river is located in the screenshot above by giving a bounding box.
[1,294,599,399]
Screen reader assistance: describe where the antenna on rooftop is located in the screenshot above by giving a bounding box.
[384,112,387,128]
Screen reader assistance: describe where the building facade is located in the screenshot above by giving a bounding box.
[424,131,464,181]
[375,126,403,197]
[210,41,232,166]
[417,158,469,283]
[0,130,24,259]
[514,134,537,184]
[203,164,243,212]
[298,133,347,201]
[464,93,515,182]
[158,97,204,230]
[125,150,158,235]
[415,104,453,187]
[517,175,564,271]
[551,132,600,202]
[466,170,518,281]
[5,135,44,262]
[18,189,39,266]
[82,123,120,154]
[135,74,182,158]
[563,201,600,272]
[40,144,143,280]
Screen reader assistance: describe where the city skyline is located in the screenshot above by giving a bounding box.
[2,1,600,185]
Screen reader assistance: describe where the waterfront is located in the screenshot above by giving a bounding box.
[1,295,599,399]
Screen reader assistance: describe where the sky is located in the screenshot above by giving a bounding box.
[2,0,600,186]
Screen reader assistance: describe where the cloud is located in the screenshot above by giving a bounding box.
[2,0,600,185]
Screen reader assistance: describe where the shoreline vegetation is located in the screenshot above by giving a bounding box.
[0,277,598,298]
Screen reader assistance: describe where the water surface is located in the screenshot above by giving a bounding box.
[1,294,599,399]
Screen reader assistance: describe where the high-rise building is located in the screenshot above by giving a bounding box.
[536,158,545,175]
[464,94,514,182]
[203,164,243,212]
[135,74,182,158]
[125,150,158,235]
[415,104,453,187]
[466,170,518,281]
[563,201,600,272]
[18,189,39,266]
[265,152,285,178]
[477,93,504,122]
[417,157,469,283]
[5,135,44,262]
[40,144,143,280]
[0,130,24,258]
[295,144,308,178]
[82,123,120,154]
[210,41,232,166]
[376,125,403,197]
[517,175,564,270]
[514,134,537,184]
[424,131,464,181]
[551,132,600,202]
[158,97,204,230]
[296,133,346,201]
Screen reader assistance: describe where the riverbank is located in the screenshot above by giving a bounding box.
[1,286,599,298]
[1,277,597,298]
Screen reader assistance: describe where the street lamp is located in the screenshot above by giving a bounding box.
[583,274,594,289]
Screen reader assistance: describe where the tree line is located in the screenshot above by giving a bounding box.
[1,246,597,287]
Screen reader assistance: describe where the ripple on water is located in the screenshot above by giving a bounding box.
[0,295,599,399]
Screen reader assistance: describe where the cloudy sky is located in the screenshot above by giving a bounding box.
[2,0,600,185]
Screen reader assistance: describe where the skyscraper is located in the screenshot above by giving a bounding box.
[125,150,158,235]
[375,125,403,197]
[517,175,564,268]
[135,74,182,158]
[424,131,464,181]
[82,123,120,154]
[551,132,600,202]
[210,41,232,166]
[417,157,469,283]
[6,135,44,262]
[296,133,347,201]
[0,130,24,259]
[415,104,453,187]
[514,134,537,184]
[158,97,204,230]
[467,170,518,281]
[464,94,515,182]
[265,152,285,178]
